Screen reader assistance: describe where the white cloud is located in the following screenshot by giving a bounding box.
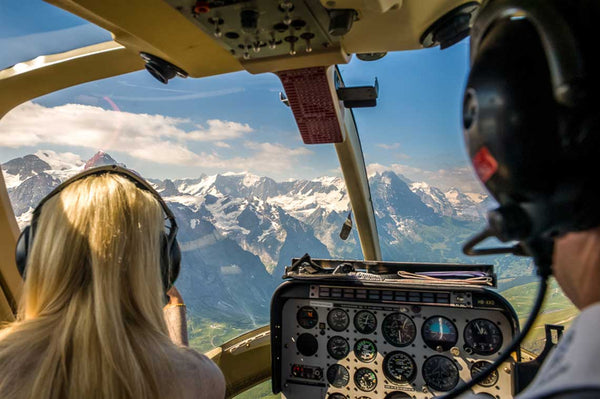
[186,119,253,141]
[367,162,486,194]
[376,142,401,150]
[0,102,312,177]
[110,87,244,102]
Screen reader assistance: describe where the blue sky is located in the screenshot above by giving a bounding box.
[0,0,482,192]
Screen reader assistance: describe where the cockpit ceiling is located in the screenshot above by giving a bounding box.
[44,0,479,77]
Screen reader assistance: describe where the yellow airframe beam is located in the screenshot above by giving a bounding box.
[328,67,382,261]
[0,41,143,119]
[0,171,20,320]
[206,325,272,398]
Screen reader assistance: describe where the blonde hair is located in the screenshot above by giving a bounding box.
[0,173,182,399]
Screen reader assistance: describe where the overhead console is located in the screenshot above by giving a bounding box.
[157,0,480,74]
[164,0,342,62]
[271,256,519,399]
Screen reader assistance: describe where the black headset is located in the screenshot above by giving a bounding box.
[448,4,600,396]
[462,0,599,259]
[15,165,181,294]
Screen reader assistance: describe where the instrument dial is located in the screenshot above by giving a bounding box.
[422,355,459,392]
[296,333,318,357]
[327,364,350,388]
[422,316,458,352]
[383,351,417,383]
[327,308,350,331]
[382,313,416,347]
[327,336,350,360]
[354,339,377,363]
[464,319,503,355]
[354,310,377,334]
[354,368,378,392]
[297,306,318,329]
[470,360,499,387]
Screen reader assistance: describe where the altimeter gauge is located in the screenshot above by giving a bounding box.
[382,313,416,347]
[464,319,503,355]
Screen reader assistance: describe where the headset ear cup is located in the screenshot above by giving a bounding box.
[160,233,171,293]
[15,226,31,278]
[169,239,181,287]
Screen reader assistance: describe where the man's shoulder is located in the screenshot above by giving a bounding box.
[517,303,600,399]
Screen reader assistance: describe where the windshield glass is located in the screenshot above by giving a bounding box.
[0,0,112,70]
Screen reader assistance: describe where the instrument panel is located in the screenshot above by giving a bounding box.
[272,282,518,399]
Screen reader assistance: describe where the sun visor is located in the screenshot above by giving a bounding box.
[276,66,345,144]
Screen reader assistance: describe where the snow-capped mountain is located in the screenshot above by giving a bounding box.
[1,150,494,324]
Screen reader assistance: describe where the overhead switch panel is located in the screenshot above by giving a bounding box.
[165,0,344,61]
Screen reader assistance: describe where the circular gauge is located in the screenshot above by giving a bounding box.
[470,360,499,387]
[327,364,350,388]
[354,339,378,363]
[422,355,460,392]
[354,368,378,392]
[464,319,503,355]
[297,306,318,329]
[383,351,417,383]
[422,316,458,352]
[354,310,377,334]
[296,333,318,356]
[327,336,350,360]
[328,394,346,399]
[327,308,350,331]
[382,313,417,347]
[385,393,412,399]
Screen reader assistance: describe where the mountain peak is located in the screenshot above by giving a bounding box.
[35,150,83,171]
[84,151,125,169]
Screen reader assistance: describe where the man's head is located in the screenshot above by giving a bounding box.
[463,0,600,307]
[464,1,600,251]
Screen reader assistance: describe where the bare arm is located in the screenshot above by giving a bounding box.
[163,286,189,346]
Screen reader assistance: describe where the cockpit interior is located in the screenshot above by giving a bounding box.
[0,1,579,398]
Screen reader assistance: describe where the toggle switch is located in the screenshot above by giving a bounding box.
[268,32,277,49]
[300,32,314,53]
[208,17,224,38]
[285,35,298,55]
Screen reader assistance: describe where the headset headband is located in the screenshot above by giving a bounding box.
[470,0,586,107]
[32,165,178,244]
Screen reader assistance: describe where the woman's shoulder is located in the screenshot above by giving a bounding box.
[170,346,226,399]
